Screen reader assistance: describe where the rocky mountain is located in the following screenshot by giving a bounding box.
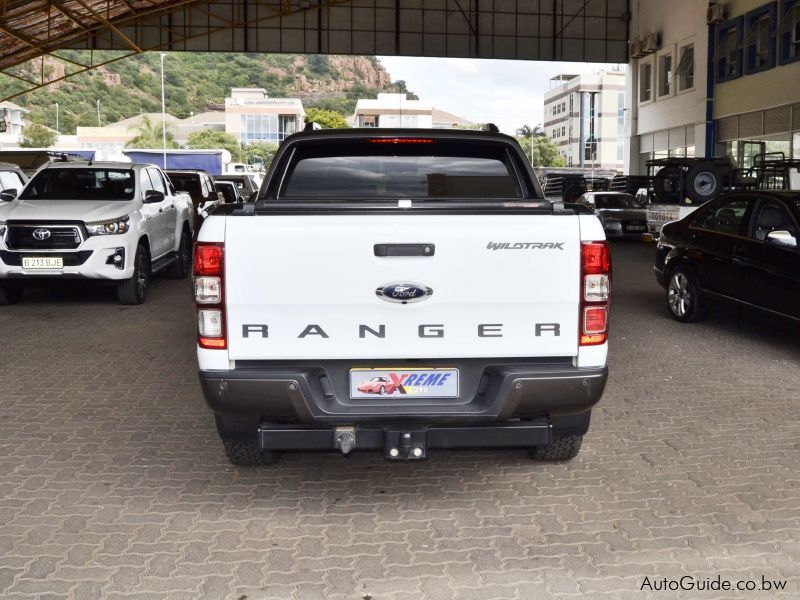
[7,52,415,135]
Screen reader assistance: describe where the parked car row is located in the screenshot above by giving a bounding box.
[0,160,262,305]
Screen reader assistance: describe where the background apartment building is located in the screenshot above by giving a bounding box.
[0,100,28,148]
[543,70,626,171]
[352,93,474,129]
[224,88,304,144]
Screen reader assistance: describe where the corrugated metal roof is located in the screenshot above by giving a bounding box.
[0,1,178,71]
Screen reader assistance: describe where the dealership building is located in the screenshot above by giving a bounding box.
[627,0,800,176]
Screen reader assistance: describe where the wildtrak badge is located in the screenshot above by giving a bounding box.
[486,242,565,250]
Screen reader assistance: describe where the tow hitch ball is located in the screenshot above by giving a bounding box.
[385,430,427,460]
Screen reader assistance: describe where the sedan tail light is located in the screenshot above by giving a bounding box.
[580,241,611,346]
[194,242,226,349]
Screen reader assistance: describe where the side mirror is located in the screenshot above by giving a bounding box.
[144,189,165,204]
[0,189,17,201]
[766,230,797,247]
[248,191,258,202]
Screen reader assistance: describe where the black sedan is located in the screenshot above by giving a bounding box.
[655,191,800,323]
[576,192,648,238]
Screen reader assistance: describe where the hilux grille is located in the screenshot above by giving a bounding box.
[5,224,83,250]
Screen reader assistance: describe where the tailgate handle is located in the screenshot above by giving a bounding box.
[374,243,435,257]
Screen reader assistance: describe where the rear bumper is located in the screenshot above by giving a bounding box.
[199,358,608,425]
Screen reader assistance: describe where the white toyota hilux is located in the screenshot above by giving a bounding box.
[195,129,611,465]
[0,161,194,305]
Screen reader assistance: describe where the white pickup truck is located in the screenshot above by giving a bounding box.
[0,161,194,304]
[195,129,611,465]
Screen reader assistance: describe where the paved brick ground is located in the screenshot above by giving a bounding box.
[1,241,799,600]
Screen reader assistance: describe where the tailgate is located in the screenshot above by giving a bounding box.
[225,214,580,360]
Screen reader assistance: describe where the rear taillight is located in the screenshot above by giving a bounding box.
[194,242,226,350]
[580,241,611,346]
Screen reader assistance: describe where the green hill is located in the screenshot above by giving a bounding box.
[6,52,415,135]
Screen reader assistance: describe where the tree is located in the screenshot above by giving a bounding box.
[126,115,179,149]
[20,123,57,148]
[187,130,242,161]
[304,107,349,129]
[307,54,331,75]
[516,135,567,168]
[516,123,545,138]
[240,142,279,168]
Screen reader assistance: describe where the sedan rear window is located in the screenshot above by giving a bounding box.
[594,194,639,209]
[20,168,134,201]
[279,139,524,200]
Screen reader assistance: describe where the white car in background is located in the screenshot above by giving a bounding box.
[0,162,194,305]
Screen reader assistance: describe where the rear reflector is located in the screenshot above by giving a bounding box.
[583,306,607,334]
[368,138,434,144]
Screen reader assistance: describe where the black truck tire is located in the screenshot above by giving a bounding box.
[222,441,278,466]
[165,230,192,279]
[653,166,683,203]
[116,243,150,305]
[529,435,583,461]
[686,162,724,203]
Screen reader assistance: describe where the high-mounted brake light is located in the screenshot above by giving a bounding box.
[194,242,226,350]
[368,138,435,144]
[580,241,611,346]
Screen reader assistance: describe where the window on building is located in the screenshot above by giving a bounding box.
[658,52,673,96]
[639,61,653,102]
[716,18,743,81]
[360,115,378,127]
[676,44,695,91]
[743,7,776,73]
[778,1,800,64]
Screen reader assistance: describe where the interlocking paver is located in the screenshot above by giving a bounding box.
[0,243,799,598]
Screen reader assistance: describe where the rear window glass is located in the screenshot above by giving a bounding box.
[217,177,247,192]
[20,168,134,201]
[594,194,639,209]
[279,140,523,200]
[168,175,201,197]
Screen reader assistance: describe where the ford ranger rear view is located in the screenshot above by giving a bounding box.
[195,129,611,465]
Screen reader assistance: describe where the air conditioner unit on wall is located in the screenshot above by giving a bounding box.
[629,39,644,58]
[707,4,726,24]
[643,33,660,53]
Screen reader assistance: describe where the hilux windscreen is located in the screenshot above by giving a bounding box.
[19,168,134,201]
[277,139,529,201]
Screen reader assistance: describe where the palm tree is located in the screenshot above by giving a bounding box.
[516,123,545,138]
[126,115,178,149]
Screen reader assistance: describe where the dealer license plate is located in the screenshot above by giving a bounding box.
[22,256,63,269]
[626,225,646,231]
[350,368,459,399]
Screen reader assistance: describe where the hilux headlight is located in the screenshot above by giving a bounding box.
[86,215,130,236]
[603,217,620,225]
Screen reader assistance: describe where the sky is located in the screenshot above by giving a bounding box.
[377,56,625,136]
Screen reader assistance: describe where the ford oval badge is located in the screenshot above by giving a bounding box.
[376,282,433,304]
